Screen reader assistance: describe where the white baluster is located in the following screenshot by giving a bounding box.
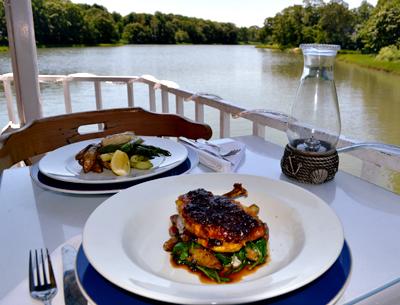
[161,89,169,113]
[195,103,204,123]
[3,79,17,124]
[176,95,184,115]
[220,111,230,138]
[94,81,103,110]
[127,82,134,107]
[148,84,156,112]
[252,122,265,138]
[62,79,72,113]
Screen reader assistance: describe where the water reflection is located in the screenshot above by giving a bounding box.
[259,49,400,146]
[261,49,302,79]
[336,62,400,145]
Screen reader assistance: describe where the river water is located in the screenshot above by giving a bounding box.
[0,45,399,190]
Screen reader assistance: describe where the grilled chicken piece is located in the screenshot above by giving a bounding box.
[163,236,179,252]
[75,144,102,173]
[176,186,268,253]
[75,144,93,161]
[91,160,103,173]
[222,183,248,198]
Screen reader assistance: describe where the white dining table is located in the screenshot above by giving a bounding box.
[0,135,399,305]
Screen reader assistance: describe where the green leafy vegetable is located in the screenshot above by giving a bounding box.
[98,137,170,160]
[119,138,144,154]
[170,238,268,283]
[133,144,171,159]
[172,242,190,263]
[215,253,232,266]
[197,266,230,283]
[247,238,267,269]
[142,144,171,156]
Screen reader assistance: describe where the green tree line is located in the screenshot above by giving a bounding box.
[0,0,254,46]
[0,0,399,54]
[261,0,400,53]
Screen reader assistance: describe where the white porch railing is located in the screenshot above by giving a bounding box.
[1,73,400,191]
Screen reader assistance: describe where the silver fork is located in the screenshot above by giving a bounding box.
[204,143,241,157]
[29,249,58,305]
[220,148,241,157]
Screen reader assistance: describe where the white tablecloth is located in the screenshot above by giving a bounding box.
[1,136,400,305]
[0,235,86,305]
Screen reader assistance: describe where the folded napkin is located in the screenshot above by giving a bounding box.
[180,138,245,172]
[0,235,88,305]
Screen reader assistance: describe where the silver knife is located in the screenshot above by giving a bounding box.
[62,245,87,305]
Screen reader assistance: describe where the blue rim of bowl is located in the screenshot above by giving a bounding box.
[75,241,351,305]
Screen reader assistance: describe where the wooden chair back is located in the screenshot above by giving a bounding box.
[0,107,212,171]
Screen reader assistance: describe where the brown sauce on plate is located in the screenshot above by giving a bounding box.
[170,250,271,284]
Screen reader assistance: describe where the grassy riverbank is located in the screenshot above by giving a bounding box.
[337,53,400,75]
[257,44,400,75]
[255,44,282,50]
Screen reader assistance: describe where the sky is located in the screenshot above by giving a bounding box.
[71,0,378,27]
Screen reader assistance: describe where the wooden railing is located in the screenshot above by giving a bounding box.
[1,73,400,187]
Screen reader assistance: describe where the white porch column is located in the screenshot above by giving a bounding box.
[4,0,42,124]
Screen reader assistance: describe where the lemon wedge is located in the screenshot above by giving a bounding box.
[110,150,130,176]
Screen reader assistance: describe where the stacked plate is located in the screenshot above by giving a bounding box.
[31,137,196,194]
[78,173,351,305]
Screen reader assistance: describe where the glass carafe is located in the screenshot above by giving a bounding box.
[286,44,341,153]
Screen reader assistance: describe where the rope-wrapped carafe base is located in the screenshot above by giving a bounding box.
[281,145,339,184]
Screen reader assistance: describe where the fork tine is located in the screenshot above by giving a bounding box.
[29,248,58,304]
[35,249,41,286]
[29,250,34,291]
[40,249,48,285]
[46,248,56,287]
[222,149,240,157]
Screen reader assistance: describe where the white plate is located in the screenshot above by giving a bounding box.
[38,137,188,184]
[31,147,199,195]
[83,173,344,304]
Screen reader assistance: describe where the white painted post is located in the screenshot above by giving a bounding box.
[161,89,169,113]
[3,0,42,124]
[195,103,204,123]
[148,84,156,112]
[127,82,134,107]
[3,79,17,124]
[94,81,103,110]
[252,122,265,138]
[62,79,72,113]
[220,111,230,138]
[176,95,184,115]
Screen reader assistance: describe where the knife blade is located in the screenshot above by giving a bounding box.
[62,245,87,305]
